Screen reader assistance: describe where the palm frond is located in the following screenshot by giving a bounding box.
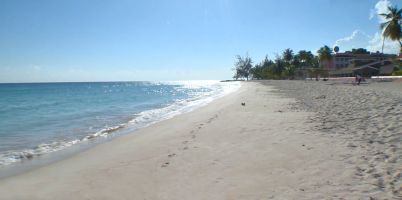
[388,6,396,14]
[380,21,391,30]
[380,5,402,46]
[397,8,402,17]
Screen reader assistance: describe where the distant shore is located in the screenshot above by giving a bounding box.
[0,81,400,199]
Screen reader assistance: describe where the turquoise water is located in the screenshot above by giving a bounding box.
[0,81,240,166]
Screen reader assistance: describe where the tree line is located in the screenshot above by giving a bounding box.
[233,46,332,80]
[233,5,401,80]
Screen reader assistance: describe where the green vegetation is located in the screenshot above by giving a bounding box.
[392,70,402,76]
[233,4,402,80]
[379,6,402,53]
[233,47,326,80]
[379,6,402,74]
[233,54,253,80]
[351,48,370,54]
[317,45,333,66]
[392,60,402,75]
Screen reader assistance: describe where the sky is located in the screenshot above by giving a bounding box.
[0,0,401,83]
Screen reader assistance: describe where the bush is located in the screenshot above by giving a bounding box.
[392,70,402,76]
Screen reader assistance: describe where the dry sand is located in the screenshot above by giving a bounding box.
[267,80,402,199]
[0,81,400,199]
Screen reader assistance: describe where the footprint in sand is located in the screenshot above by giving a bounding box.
[161,162,169,168]
[162,153,177,167]
[215,177,223,183]
[197,123,206,129]
[207,114,218,123]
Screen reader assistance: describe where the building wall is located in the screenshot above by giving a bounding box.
[334,56,352,68]
[333,53,395,69]
[327,52,397,77]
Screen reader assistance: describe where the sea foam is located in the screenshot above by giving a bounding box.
[0,81,240,166]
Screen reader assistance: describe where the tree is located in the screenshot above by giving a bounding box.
[311,56,320,68]
[379,6,402,53]
[273,56,286,78]
[233,54,253,80]
[236,48,334,80]
[292,55,301,69]
[282,48,294,64]
[233,71,241,80]
[333,46,339,53]
[261,56,274,68]
[283,63,296,79]
[317,45,333,61]
[250,63,264,80]
[279,49,296,79]
[250,56,274,79]
[297,50,314,68]
[305,56,320,79]
[351,48,370,54]
[317,45,333,69]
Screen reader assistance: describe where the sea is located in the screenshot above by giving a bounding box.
[0,80,240,172]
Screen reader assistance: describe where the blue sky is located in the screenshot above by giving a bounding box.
[0,0,401,82]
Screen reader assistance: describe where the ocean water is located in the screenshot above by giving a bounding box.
[0,81,240,166]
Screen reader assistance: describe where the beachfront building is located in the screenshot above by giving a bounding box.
[324,50,397,77]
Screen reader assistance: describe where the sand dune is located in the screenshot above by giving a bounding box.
[0,81,400,199]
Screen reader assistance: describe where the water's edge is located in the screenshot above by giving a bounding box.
[0,81,241,179]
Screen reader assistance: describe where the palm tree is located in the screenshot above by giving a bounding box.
[282,48,294,64]
[317,45,333,79]
[317,45,333,61]
[298,50,314,68]
[281,49,297,79]
[379,6,402,53]
[273,56,286,78]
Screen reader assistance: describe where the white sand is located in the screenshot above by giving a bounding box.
[266,80,402,199]
[0,81,400,199]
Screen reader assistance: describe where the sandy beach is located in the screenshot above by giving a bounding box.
[0,81,401,199]
[268,80,402,199]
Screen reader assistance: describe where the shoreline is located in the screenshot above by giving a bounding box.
[0,81,400,199]
[0,81,241,178]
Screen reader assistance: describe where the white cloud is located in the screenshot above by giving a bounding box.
[333,29,399,54]
[367,32,400,54]
[332,0,399,54]
[367,0,399,54]
[334,30,371,50]
[371,0,392,22]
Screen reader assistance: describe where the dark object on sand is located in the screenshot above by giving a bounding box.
[356,74,362,85]
[241,102,246,106]
[315,95,326,99]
